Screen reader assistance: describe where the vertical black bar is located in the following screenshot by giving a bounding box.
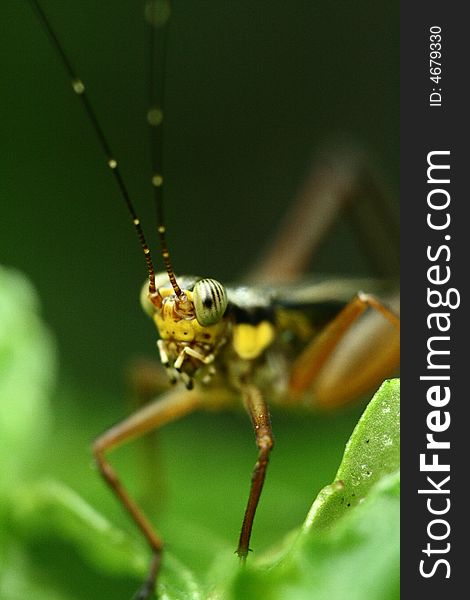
[401,2,467,598]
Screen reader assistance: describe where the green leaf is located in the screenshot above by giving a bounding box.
[228,471,400,600]
[10,479,206,599]
[303,378,400,531]
[226,379,400,600]
[0,266,56,490]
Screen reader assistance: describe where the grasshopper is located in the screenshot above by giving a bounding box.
[28,1,399,598]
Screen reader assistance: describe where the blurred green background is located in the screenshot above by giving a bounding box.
[1,1,398,597]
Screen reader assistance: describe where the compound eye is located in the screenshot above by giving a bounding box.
[193,279,228,326]
[140,280,155,317]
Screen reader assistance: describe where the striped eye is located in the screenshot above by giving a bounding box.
[193,279,228,326]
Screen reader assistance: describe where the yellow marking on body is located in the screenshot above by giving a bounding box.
[153,310,225,343]
[232,321,275,360]
[154,312,195,341]
[143,283,226,348]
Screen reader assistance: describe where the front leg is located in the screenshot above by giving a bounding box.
[237,381,275,559]
[92,387,205,599]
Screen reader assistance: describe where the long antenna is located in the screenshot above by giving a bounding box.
[146,0,183,299]
[29,0,158,296]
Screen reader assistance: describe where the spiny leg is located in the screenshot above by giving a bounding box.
[246,145,399,284]
[344,167,399,278]
[237,382,274,559]
[289,292,400,408]
[93,387,206,599]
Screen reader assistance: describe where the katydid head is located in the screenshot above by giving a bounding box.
[141,275,229,388]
